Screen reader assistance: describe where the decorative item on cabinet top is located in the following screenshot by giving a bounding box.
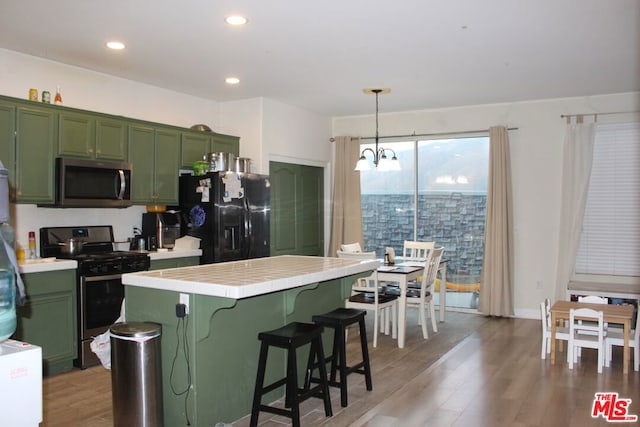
[190,124,212,132]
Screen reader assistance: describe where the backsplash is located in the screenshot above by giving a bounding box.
[11,204,147,251]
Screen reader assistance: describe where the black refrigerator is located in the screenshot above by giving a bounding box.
[179,172,270,264]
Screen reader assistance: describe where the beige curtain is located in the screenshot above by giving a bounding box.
[478,126,514,317]
[554,117,595,302]
[328,136,363,257]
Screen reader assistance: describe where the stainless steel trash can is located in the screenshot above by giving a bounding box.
[111,322,163,427]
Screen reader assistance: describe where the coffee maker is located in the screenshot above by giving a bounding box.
[141,211,181,250]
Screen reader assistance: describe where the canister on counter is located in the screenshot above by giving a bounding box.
[28,88,38,101]
[42,91,51,104]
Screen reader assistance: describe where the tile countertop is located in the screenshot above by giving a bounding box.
[122,255,380,299]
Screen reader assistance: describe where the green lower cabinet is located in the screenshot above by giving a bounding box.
[150,256,199,271]
[13,269,77,376]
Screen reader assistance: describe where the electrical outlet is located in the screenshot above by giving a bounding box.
[179,293,190,314]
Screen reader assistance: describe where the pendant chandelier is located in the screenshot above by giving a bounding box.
[354,88,400,171]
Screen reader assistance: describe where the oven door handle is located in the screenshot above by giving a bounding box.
[82,273,123,283]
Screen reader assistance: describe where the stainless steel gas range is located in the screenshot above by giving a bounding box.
[40,225,150,368]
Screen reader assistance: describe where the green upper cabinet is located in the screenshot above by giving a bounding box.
[129,124,180,204]
[212,133,239,155]
[58,111,128,161]
[0,94,240,205]
[180,131,211,168]
[15,105,56,203]
[0,101,16,196]
[180,130,239,169]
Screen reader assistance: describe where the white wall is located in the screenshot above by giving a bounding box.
[0,49,221,129]
[333,92,640,318]
[222,97,334,253]
[261,98,332,173]
[219,98,264,173]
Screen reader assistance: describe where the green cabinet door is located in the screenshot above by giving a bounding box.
[14,269,77,376]
[95,117,128,160]
[129,124,156,203]
[59,112,127,160]
[154,128,180,203]
[58,111,96,158]
[181,132,210,168]
[270,161,324,256]
[129,124,180,204]
[15,105,56,203]
[211,133,239,155]
[0,101,16,197]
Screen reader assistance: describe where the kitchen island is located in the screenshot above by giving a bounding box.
[122,255,378,426]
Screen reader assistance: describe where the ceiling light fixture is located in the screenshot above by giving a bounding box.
[225,77,240,85]
[225,15,248,26]
[355,88,400,172]
[106,41,125,50]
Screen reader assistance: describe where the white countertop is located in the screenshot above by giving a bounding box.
[17,249,201,274]
[122,255,379,299]
[147,249,202,260]
[18,258,77,274]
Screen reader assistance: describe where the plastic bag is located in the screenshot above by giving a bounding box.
[90,299,126,370]
[90,330,112,369]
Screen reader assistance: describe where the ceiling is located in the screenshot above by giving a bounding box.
[1,0,638,117]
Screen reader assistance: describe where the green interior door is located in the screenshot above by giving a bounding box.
[270,161,324,256]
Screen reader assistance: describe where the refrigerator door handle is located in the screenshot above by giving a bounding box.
[244,196,251,258]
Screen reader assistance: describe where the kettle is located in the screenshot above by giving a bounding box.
[129,227,145,251]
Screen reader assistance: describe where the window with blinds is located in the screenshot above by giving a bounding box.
[575,122,640,278]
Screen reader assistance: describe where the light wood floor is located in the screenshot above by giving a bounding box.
[42,311,640,426]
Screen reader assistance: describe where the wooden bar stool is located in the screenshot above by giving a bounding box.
[250,322,332,427]
[311,308,373,407]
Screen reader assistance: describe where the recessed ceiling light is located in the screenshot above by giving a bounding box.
[225,15,248,26]
[106,41,125,50]
[225,77,240,85]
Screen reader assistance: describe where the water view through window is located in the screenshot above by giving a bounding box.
[359,136,489,310]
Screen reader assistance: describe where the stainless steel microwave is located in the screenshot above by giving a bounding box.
[53,157,133,208]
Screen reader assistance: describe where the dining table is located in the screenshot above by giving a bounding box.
[550,300,636,374]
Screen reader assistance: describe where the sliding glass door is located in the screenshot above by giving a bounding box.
[360,136,489,310]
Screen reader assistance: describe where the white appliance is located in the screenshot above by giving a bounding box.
[0,339,42,426]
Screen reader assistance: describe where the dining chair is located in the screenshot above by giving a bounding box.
[405,247,443,340]
[402,240,435,261]
[336,250,376,259]
[539,298,570,360]
[604,308,639,371]
[578,295,609,304]
[340,242,362,253]
[577,295,609,334]
[337,251,398,347]
[568,308,605,373]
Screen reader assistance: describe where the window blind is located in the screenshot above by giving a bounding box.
[575,122,640,277]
